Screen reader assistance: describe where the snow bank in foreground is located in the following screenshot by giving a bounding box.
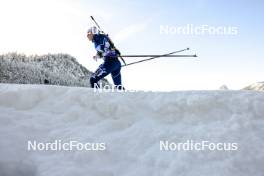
[0,84,264,176]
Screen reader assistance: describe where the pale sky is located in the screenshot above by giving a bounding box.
[0,0,263,91]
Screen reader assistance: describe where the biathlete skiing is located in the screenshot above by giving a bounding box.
[87,26,124,90]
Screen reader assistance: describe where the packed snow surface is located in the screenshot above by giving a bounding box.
[0,84,264,176]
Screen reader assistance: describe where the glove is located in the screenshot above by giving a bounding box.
[93,55,98,61]
[93,52,103,61]
[96,51,103,58]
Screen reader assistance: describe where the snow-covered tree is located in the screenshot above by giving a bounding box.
[0,53,109,87]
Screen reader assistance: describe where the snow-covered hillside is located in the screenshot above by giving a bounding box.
[0,84,264,176]
[0,53,109,87]
[244,82,264,91]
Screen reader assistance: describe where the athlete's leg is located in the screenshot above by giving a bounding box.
[90,64,109,88]
[111,65,125,90]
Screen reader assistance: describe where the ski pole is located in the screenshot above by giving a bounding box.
[122,48,193,67]
[120,54,197,58]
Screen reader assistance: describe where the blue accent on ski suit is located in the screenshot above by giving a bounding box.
[93,34,118,58]
[90,34,123,89]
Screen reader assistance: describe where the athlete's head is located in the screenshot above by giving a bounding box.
[87,26,98,41]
